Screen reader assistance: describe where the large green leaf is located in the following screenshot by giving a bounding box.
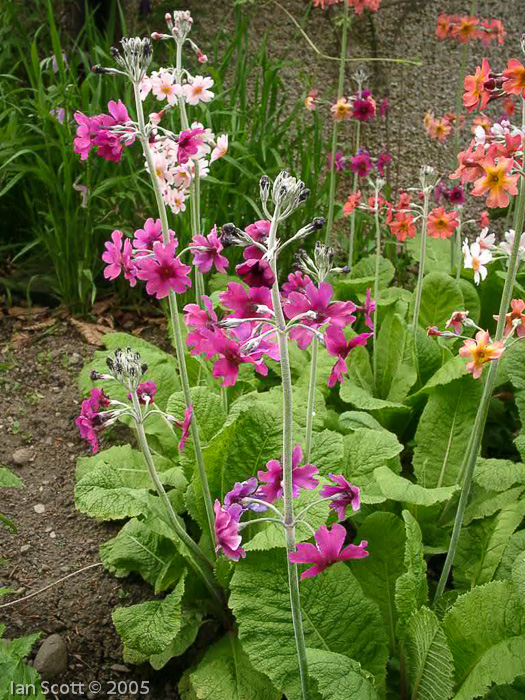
[443,581,525,699]
[375,312,417,401]
[182,633,280,700]
[352,512,406,650]
[497,531,525,580]
[374,467,459,506]
[512,550,525,602]
[395,511,428,639]
[229,550,388,699]
[166,386,226,445]
[343,429,403,481]
[413,376,482,488]
[405,607,454,700]
[306,648,379,700]
[100,518,185,593]
[416,272,464,330]
[75,463,147,520]
[473,459,525,493]
[407,234,452,274]
[309,430,345,474]
[0,629,44,700]
[112,575,186,656]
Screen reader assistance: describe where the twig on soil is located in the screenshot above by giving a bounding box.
[0,562,104,609]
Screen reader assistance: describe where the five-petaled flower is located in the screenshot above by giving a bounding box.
[458,330,504,379]
[288,523,368,579]
[320,474,360,520]
[257,444,319,503]
[427,207,459,240]
[214,500,245,561]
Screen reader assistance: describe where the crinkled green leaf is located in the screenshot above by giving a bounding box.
[415,272,464,330]
[454,502,525,589]
[443,581,525,699]
[463,486,524,526]
[343,429,403,481]
[414,328,445,388]
[338,411,384,433]
[183,633,280,700]
[75,463,147,520]
[417,355,467,393]
[113,575,186,656]
[374,466,458,505]
[0,629,44,700]
[512,550,525,602]
[352,512,406,650]
[395,511,428,638]
[405,607,454,700]
[166,387,226,445]
[0,468,23,489]
[407,234,453,274]
[457,279,481,323]
[497,531,525,580]
[305,648,379,699]
[100,518,185,593]
[229,550,388,699]
[413,376,482,488]
[309,430,344,474]
[474,459,525,492]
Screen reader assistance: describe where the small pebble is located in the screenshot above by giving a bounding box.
[12,448,34,466]
[20,544,31,554]
[34,503,46,514]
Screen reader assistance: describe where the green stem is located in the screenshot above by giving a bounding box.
[324,0,349,246]
[412,191,431,340]
[347,120,361,267]
[434,100,525,602]
[305,335,318,461]
[452,44,468,167]
[455,211,463,282]
[133,82,217,552]
[268,207,309,700]
[372,200,381,382]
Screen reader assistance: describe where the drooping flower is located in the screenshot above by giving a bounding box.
[463,59,492,112]
[282,271,312,297]
[284,282,356,350]
[202,329,269,386]
[445,311,469,335]
[210,134,228,162]
[471,157,519,209]
[257,444,319,503]
[324,326,373,386]
[458,330,504,379]
[177,406,193,451]
[183,75,215,105]
[184,295,219,356]
[131,381,158,404]
[463,240,492,284]
[236,248,275,289]
[135,240,192,298]
[357,288,376,330]
[288,523,368,579]
[102,230,137,286]
[73,100,134,163]
[503,58,525,99]
[427,207,460,240]
[176,126,207,165]
[496,299,525,338]
[190,225,229,274]
[75,388,111,454]
[224,477,267,513]
[377,151,392,175]
[214,500,245,561]
[305,89,318,111]
[320,474,360,520]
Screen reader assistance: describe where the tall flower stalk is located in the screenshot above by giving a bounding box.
[411,166,436,340]
[347,117,361,267]
[435,99,525,602]
[372,185,382,380]
[324,0,349,246]
[305,336,318,462]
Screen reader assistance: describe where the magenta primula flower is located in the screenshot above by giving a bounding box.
[245,220,271,243]
[176,406,193,451]
[129,381,157,405]
[224,477,268,513]
[135,241,191,298]
[184,295,219,357]
[328,152,345,172]
[75,388,111,454]
[288,523,369,579]
[356,288,376,330]
[324,327,373,386]
[257,444,319,503]
[203,329,269,387]
[102,230,137,287]
[219,282,273,319]
[236,247,275,289]
[377,151,392,176]
[283,282,356,350]
[352,96,376,122]
[74,100,134,163]
[349,150,373,178]
[133,218,176,251]
[177,126,206,165]
[320,474,360,520]
[214,500,246,561]
[282,271,312,297]
[189,225,229,274]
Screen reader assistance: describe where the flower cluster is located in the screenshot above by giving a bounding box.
[73,100,135,162]
[462,228,525,285]
[463,57,525,114]
[313,0,380,14]
[214,449,367,578]
[76,348,193,453]
[436,15,505,45]
[330,90,388,123]
[423,110,463,143]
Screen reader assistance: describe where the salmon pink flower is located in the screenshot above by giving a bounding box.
[257,444,319,503]
[324,327,372,386]
[210,134,228,162]
[343,191,362,217]
[427,207,459,240]
[320,474,360,520]
[452,15,479,44]
[503,58,525,98]
[459,330,504,379]
[214,500,245,561]
[190,225,229,273]
[288,523,368,579]
[102,230,137,286]
[283,282,356,350]
[436,14,451,39]
[450,143,486,183]
[471,157,519,209]
[388,211,416,241]
[496,299,525,338]
[135,241,192,298]
[463,59,492,112]
[463,240,492,284]
[183,75,214,105]
[331,98,352,121]
[445,311,469,335]
[305,89,318,110]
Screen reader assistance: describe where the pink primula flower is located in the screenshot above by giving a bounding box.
[132,218,176,251]
[458,330,504,378]
[324,327,372,387]
[288,523,368,579]
[135,241,191,298]
[176,127,207,165]
[257,444,319,503]
[189,225,229,273]
[102,230,137,287]
[219,282,273,319]
[75,388,111,454]
[320,474,360,520]
[214,500,245,561]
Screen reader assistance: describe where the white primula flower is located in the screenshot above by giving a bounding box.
[477,227,495,250]
[183,75,214,105]
[211,134,228,163]
[151,69,182,106]
[464,240,492,285]
[499,229,525,259]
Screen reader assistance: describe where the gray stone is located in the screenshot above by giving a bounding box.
[20,545,31,554]
[34,634,67,679]
[12,448,34,466]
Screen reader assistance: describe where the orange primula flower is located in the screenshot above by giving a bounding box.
[436,14,451,40]
[427,207,459,239]
[496,299,525,338]
[343,191,362,216]
[452,15,479,44]
[471,157,519,208]
[463,59,491,112]
[388,211,416,241]
[503,58,525,98]
[459,330,504,379]
[433,119,452,142]
[450,143,486,183]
